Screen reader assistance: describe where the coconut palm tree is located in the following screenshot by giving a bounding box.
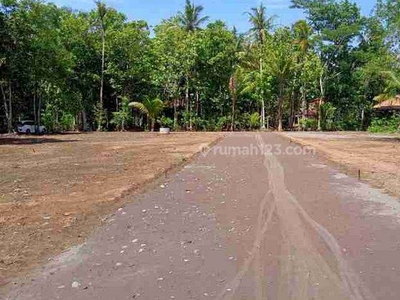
[293,20,314,120]
[129,98,164,132]
[246,3,275,45]
[238,45,271,129]
[177,0,209,32]
[268,30,296,131]
[95,1,108,131]
[293,20,313,55]
[375,71,400,102]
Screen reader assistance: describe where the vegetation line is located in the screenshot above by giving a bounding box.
[1,0,399,133]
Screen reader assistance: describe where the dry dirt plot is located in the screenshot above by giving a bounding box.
[0,132,222,286]
[282,131,400,199]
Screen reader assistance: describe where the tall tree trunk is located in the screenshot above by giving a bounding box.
[196,91,200,116]
[174,98,178,130]
[360,106,365,131]
[229,76,236,132]
[189,95,192,131]
[260,58,266,130]
[8,82,12,133]
[301,83,307,125]
[261,99,266,130]
[278,82,284,132]
[33,93,37,133]
[318,72,325,131]
[98,30,105,131]
[289,90,296,130]
[38,94,41,133]
[231,93,236,132]
[1,82,12,133]
[185,84,189,131]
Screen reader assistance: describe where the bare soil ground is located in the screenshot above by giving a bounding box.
[0,132,222,286]
[282,132,400,199]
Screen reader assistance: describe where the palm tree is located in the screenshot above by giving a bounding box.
[268,35,296,131]
[177,0,209,32]
[244,4,275,130]
[239,45,271,129]
[246,3,275,45]
[374,71,400,102]
[293,20,313,55]
[129,99,164,132]
[293,20,314,121]
[95,1,107,131]
[229,28,243,131]
[176,1,208,131]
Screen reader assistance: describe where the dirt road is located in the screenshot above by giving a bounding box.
[5,133,400,299]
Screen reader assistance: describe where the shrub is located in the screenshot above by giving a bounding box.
[249,112,260,130]
[216,116,230,131]
[368,115,400,133]
[41,105,58,133]
[160,116,174,128]
[300,118,318,131]
[320,103,337,131]
[60,113,76,131]
[111,97,132,131]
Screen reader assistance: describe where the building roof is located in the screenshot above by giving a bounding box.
[374,95,400,110]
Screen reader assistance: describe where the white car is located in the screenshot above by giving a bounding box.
[17,120,46,134]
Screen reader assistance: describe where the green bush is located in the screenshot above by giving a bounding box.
[111,97,132,131]
[249,112,260,130]
[60,113,76,131]
[320,103,337,131]
[368,115,400,133]
[216,116,230,131]
[300,118,318,131]
[41,105,58,133]
[160,116,174,128]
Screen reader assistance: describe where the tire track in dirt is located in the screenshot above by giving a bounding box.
[256,134,372,300]
[215,190,276,300]
[217,134,372,300]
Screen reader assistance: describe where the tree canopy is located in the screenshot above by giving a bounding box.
[1,0,399,133]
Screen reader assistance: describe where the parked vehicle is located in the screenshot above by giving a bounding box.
[17,120,46,134]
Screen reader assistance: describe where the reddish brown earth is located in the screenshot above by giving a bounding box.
[4,133,400,300]
[0,132,223,288]
[281,132,400,199]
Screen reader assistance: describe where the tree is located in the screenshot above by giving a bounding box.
[177,0,208,32]
[238,45,272,130]
[268,28,296,131]
[111,97,131,131]
[95,1,108,131]
[243,4,276,129]
[292,0,365,130]
[246,3,275,44]
[129,98,164,131]
[293,20,315,119]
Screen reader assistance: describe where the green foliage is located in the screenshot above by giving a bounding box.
[320,103,337,131]
[177,0,209,32]
[111,97,132,131]
[60,113,76,131]
[0,0,399,133]
[368,115,400,133]
[41,105,58,133]
[93,102,107,131]
[300,118,318,131]
[129,98,164,131]
[160,116,173,128]
[216,116,230,131]
[249,112,260,130]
